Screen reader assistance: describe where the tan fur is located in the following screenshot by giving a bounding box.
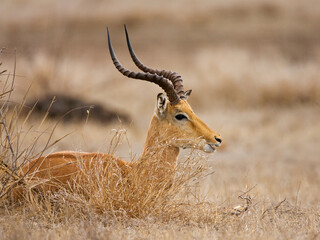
[13,98,221,198]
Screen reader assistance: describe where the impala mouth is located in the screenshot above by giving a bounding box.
[204,143,216,153]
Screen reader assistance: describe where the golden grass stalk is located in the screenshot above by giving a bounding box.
[11,130,213,222]
[0,58,215,223]
[0,56,67,203]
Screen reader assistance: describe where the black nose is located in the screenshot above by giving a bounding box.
[215,136,222,143]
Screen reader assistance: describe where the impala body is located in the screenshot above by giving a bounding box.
[15,26,222,197]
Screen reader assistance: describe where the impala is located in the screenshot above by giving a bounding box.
[12,26,222,197]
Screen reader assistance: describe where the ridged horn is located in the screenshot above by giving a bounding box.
[124,25,185,98]
[107,27,181,105]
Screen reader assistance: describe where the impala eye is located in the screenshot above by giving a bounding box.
[175,114,188,121]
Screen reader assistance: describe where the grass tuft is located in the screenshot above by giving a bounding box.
[0,59,214,224]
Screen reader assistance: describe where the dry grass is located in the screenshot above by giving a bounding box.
[0,0,320,239]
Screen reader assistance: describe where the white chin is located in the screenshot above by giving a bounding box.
[204,144,216,153]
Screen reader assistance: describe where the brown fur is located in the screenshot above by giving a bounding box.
[13,98,221,199]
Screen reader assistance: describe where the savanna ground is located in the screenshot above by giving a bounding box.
[0,0,320,239]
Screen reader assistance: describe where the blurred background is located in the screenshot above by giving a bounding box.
[0,0,319,205]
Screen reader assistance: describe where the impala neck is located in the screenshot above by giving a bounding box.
[137,115,180,172]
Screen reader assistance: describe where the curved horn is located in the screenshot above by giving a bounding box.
[124,25,185,98]
[107,27,181,105]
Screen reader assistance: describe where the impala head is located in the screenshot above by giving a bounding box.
[107,25,222,153]
[153,92,221,153]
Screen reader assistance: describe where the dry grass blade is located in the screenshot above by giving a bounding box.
[0,56,70,200]
[38,96,55,129]
[0,89,14,98]
[230,185,257,216]
[261,198,287,219]
[0,110,15,167]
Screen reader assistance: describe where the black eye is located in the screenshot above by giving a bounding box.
[175,114,187,121]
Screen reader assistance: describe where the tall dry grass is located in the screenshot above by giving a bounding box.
[0,57,215,226]
[0,90,317,236]
[1,1,320,239]
[0,58,319,239]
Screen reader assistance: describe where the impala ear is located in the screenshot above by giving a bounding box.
[156,93,168,118]
[184,89,192,100]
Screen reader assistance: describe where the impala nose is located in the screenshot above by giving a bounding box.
[214,136,222,146]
